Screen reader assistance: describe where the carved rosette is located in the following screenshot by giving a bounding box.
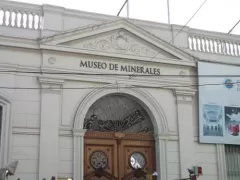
[82,30,157,57]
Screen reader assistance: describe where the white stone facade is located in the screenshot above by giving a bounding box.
[0,1,239,180]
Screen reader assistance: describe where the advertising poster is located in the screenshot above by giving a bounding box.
[198,61,240,144]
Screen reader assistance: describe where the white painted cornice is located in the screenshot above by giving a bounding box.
[0,36,39,49]
[40,44,196,67]
[37,71,192,91]
[0,63,194,90]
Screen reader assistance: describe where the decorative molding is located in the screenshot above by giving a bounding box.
[48,57,56,64]
[38,77,64,93]
[0,63,190,87]
[74,83,169,134]
[80,30,158,57]
[216,144,227,180]
[12,127,40,135]
[73,129,87,137]
[40,44,196,67]
[39,66,191,89]
[40,19,196,63]
[179,70,186,77]
[59,127,73,136]
[84,131,155,141]
[0,36,39,49]
[0,92,12,168]
[173,89,196,104]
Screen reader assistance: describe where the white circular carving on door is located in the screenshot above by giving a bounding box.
[130,152,146,169]
[90,151,108,169]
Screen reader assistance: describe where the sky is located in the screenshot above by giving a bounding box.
[9,0,240,35]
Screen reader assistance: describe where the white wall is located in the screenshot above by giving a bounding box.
[167,140,180,179]
[58,136,73,178]
[11,134,40,180]
[195,143,218,180]
[12,75,41,128]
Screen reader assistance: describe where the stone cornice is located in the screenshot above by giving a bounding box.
[0,36,39,49]
[0,63,194,90]
[40,44,196,67]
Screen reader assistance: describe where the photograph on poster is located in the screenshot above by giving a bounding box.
[225,106,240,137]
[203,104,223,137]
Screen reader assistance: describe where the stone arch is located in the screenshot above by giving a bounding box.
[0,91,13,168]
[73,84,168,135]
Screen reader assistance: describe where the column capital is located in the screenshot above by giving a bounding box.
[38,77,64,93]
[173,89,196,104]
[73,129,87,137]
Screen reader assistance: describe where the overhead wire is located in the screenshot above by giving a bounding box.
[128,0,209,79]
[1,70,240,78]
[117,0,128,16]
[0,82,238,90]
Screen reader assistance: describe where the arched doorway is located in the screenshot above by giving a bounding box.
[83,94,156,180]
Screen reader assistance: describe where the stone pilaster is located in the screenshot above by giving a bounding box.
[155,135,168,180]
[173,89,196,178]
[73,129,86,180]
[38,77,64,180]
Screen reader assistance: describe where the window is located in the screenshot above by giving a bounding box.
[225,145,240,180]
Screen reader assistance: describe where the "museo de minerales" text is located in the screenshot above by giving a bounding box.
[80,60,160,75]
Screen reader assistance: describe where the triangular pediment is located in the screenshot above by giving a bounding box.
[40,19,195,65]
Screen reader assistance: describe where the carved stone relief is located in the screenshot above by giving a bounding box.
[81,30,158,57]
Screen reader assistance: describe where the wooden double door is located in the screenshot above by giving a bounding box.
[84,131,156,180]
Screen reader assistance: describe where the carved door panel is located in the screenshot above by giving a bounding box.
[84,132,155,180]
[120,139,155,179]
[84,134,118,180]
